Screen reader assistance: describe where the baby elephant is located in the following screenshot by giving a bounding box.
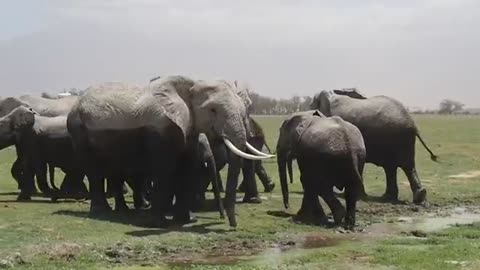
[277,110,366,229]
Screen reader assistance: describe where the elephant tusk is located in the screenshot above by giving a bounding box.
[223,138,272,161]
[246,142,276,158]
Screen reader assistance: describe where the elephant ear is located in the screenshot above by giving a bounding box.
[232,80,253,113]
[278,111,317,154]
[333,88,367,99]
[150,79,193,144]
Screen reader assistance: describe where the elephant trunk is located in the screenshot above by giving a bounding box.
[287,156,294,184]
[223,115,248,228]
[206,150,225,219]
[278,152,289,209]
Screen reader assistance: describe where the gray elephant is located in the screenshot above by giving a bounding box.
[198,117,275,204]
[0,95,80,192]
[0,106,87,200]
[277,110,366,228]
[310,89,437,204]
[67,76,272,228]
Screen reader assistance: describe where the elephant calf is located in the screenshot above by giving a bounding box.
[0,106,87,200]
[277,110,366,229]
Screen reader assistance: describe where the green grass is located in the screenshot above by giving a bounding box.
[1,115,480,269]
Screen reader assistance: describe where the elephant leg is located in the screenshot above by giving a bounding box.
[295,174,327,225]
[357,161,368,199]
[35,162,55,196]
[401,166,427,205]
[321,189,346,225]
[242,158,261,204]
[11,158,23,190]
[173,151,198,225]
[49,164,60,191]
[217,172,224,192]
[88,174,111,214]
[255,160,275,193]
[17,169,35,201]
[110,177,129,212]
[382,166,399,202]
[131,176,150,210]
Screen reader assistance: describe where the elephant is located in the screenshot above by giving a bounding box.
[67,76,272,228]
[310,89,438,204]
[202,117,275,199]
[0,106,87,200]
[0,95,80,193]
[277,110,366,229]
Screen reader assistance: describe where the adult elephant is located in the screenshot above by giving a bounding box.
[310,89,437,204]
[204,117,275,201]
[277,110,366,228]
[67,76,272,228]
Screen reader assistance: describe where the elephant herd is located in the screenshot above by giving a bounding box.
[0,76,437,229]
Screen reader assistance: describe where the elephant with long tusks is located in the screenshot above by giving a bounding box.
[67,76,274,228]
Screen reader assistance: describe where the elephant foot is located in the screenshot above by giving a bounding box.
[413,188,427,205]
[242,196,262,204]
[380,192,399,203]
[114,203,129,212]
[293,212,328,226]
[134,198,151,210]
[89,202,112,215]
[332,206,346,225]
[173,212,197,225]
[264,182,275,193]
[16,193,32,201]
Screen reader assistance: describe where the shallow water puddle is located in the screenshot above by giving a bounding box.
[364,207,480,236]
[167,234,339,266]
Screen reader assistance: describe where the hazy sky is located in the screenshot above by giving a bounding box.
[0,0,479,108]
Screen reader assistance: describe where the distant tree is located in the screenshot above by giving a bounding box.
[439,99,464,114]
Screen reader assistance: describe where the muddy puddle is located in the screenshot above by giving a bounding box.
[168,207,480,266]
[363,207,480,236]
[167,234,339,266]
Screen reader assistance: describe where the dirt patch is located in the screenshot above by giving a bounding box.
[45,243,82,262]
[449,170,480,179]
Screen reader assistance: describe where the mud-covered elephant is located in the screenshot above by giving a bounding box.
[310,89,437,204]
[277,110,366,228]
[67,76,272,228]
[0,106,87,200]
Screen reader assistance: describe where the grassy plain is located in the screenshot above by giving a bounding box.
[1,115,480,269]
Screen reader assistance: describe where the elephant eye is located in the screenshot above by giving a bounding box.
[210,108,217,114]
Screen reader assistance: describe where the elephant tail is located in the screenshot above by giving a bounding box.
[264,141,273,154]
[416,132,438,162]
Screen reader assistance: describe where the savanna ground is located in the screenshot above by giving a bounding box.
[1,115,480,269]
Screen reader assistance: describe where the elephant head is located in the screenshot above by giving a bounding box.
[0,97,31,118]
[149,76,272,227]
[0,106,37,150]
[310,89,367,116]
[277,110,323,209]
